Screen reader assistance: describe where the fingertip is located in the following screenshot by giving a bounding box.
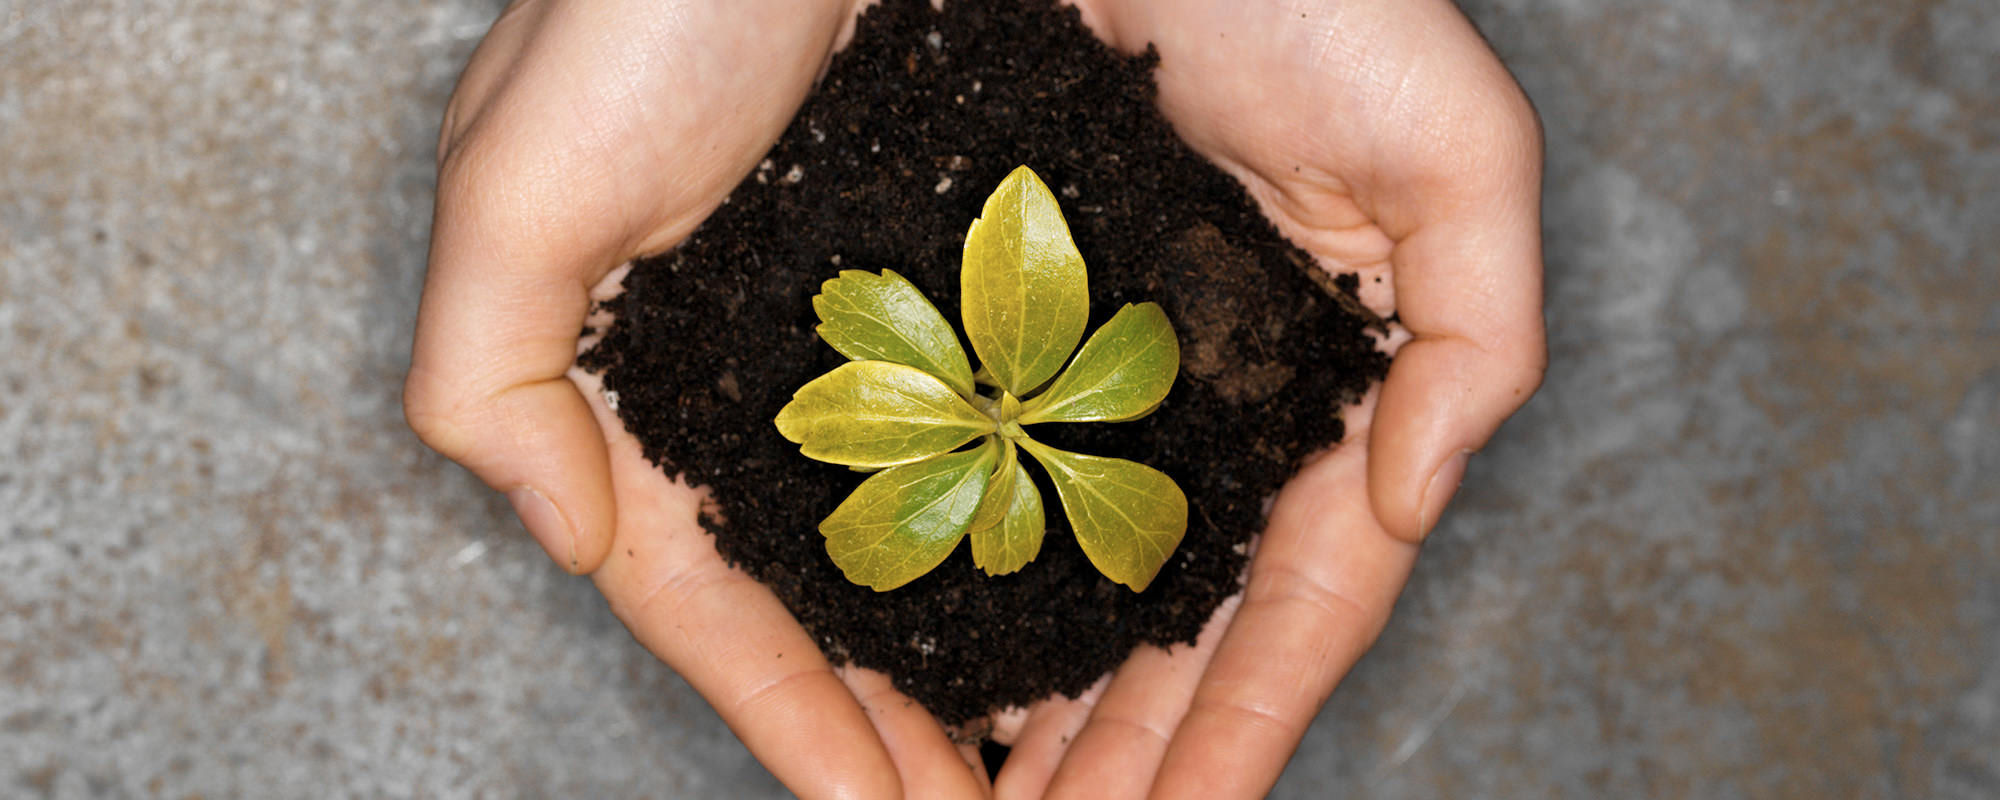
[1366,334,1538,543]
[1417,449,1471,541]
[550,496,614,576]
[407,372,618,572]
[477,379,613,574]
[558,476,616,575]
[595,558,905,800]
[989,705,1032,746]
[992,679,1105,800]
[958,740,994,796]
[838,668,988,800]
[505,485,577,569]
[1366,346,1451,544]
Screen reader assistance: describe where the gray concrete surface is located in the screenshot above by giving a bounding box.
[3,0,1996,797]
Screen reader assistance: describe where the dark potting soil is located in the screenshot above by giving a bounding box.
[581,0,1387,726]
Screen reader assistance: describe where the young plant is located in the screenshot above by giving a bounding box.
[775,166,1187,592]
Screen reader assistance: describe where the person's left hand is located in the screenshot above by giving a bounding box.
[981,2,1547,798]
[405,1,990,796]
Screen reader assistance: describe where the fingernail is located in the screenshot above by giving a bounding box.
[1417,450,1472,540]
[508,486,578,569]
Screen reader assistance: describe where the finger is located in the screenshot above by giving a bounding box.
[579,369,905,800]
[1036,595,1238,800]
[989,705,1032,746]
[404,142,627,573]
[989,677,1106,800]
[409,0,866,573]
[839,668,993,799]
[1150,400,1420,800]
[1357,8,1546,544]
[414,1,640,576]
[410,0,726,574]
[596,541,904,800]
[1085,0,1543,547]
[959,740,992,796]
[1367,184,1545,542]
[413,0,671,575]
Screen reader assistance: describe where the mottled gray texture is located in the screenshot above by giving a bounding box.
[1,0,1994,797]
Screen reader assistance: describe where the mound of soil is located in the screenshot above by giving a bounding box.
[581,0,1386,726]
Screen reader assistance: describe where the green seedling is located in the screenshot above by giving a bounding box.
[775,166,1187,592]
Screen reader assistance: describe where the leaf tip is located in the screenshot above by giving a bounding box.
[772,399,807,443]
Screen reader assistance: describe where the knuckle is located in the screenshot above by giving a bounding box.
[436,99,468,168]
[1191,692,1303,744]
[1496,334,1550,406]
[1087,712,1175,749]
[401,368,477,460]
[1519,344,1549,394]
[732,666,830,721]
[433,134,489,202]
[620,566,718,627]
[1424,77,1541,190]
[1248,561,1376,631]
[1485,84,1544,177]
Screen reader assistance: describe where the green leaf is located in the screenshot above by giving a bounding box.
[1016,438,1186,592]
[1100,398,1163,424]
[966,439,1019,534]
[1019,302,1178,424]
[961,165,1089,397]
[968,441,1047,576]
[821,443,998,591]
[774,361,996,468]
[813,269,976,397]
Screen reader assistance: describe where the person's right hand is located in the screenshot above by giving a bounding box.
[979,1,1545,798]
[403,1,990,797]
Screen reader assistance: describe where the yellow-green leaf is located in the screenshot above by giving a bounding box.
[966,439,1020,534]
[813,269,976,397]
[1019,302,1178,424]
[1099,398,1163,424]
[961,166,1088,397]
[821,443,998,591]
[774,361,995,468]
[969,442,1046,576]
[1016,438,1186,592]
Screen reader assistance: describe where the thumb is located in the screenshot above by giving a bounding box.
[1366,90,1546,541]
[1367,201,1545,543]
[1357,9,1547,543]
[403,145,627,574]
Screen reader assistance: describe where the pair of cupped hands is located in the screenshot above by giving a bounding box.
[406,0,1544,797]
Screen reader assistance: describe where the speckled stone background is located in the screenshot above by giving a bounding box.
[3,0,1995,797]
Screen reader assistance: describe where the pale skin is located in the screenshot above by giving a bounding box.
[404,0,1545,797]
